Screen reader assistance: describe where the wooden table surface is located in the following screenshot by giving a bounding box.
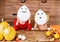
[1,30,60,42]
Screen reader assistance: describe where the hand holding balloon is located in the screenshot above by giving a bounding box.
[14,5,31,30]
[34,9,48,30]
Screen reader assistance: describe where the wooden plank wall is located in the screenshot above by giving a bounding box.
[0,0,5,22]
[0,0,60,27]
[5,0,39,26]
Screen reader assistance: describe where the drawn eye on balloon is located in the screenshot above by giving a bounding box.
[41,13,43,15]
[17,5,31,22]
[35,9,48,25]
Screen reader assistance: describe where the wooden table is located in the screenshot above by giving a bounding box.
[1,30,60,42]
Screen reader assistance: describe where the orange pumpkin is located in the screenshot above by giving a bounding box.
[50,25,60,34]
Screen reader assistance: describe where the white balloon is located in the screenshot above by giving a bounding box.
[35,9,48,25]
[17,5,31,22]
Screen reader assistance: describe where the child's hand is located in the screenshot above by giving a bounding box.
[29,20,31,24]
[16,20,18,25]
[34,23,37,28]
[31,28,38,30]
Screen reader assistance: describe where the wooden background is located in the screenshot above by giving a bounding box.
[0,0,60,27]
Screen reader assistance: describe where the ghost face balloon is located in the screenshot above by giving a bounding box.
[17,5,31,22]
[35,10,48,25]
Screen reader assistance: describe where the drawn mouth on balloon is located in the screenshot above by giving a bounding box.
[39,17,42,19]
[22,11,26,13]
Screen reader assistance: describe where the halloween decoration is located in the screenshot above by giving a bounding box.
[46,25,60,42]
[4,26,16,41]
[0,22,10,40]
[0,19,16,41]
[34,9,49,30]
[14,5,31,30]
[18,34,26,40]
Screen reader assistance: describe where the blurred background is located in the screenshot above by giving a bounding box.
[0,0,60,27]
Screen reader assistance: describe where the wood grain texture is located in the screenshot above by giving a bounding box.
[0,0,60,26]
[0,30,60,42]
